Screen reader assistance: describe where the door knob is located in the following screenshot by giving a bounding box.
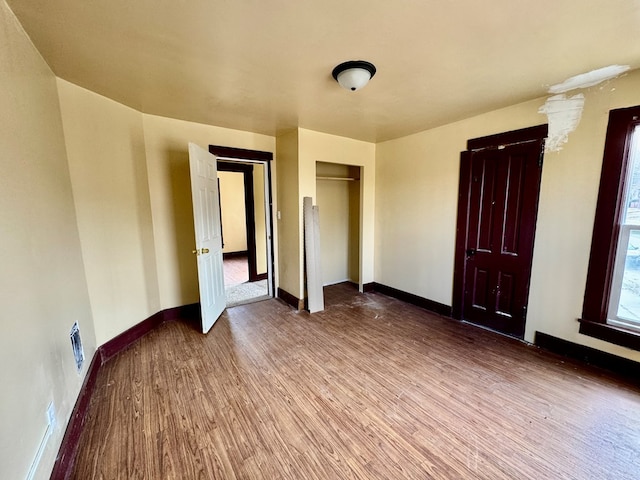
[466,248,476,257]
[192,249,198,255]
[201,248,210,254]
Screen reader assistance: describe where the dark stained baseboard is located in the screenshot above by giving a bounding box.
[371,283,452,317]
[223,250,248,259]
[49,352,101,480]
[277,287,304,310]
[362,282,375,293]
[99,303,200,362]
[99,310,164,362]
[167,302,201,321]
[535,331,640,381]
[254,272,268,281]
[51,303,200,479]
[578,319,640,352]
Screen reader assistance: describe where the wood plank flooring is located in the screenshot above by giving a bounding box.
[71,284,640,479]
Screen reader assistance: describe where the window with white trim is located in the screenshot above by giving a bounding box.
[608,124,640,331]
[581,106,640,350]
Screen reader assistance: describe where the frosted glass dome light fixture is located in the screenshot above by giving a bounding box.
[332,60,376,91]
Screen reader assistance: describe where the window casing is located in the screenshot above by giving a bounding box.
[607,125,640,331]
[580,106,640,351]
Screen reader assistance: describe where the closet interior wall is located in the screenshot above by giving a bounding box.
[316,162,361,287]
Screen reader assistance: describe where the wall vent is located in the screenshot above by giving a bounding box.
[70,322,84,373]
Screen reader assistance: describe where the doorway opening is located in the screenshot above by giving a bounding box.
[210,145,274,307]
[452,125,547,338]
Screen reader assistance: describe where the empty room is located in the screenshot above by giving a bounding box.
[2,1,640,479]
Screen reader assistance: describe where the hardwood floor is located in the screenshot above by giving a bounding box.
[71,284,640,479]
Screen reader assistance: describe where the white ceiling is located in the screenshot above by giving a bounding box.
[7,0,640,142]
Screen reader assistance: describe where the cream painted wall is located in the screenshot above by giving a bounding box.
[298,128,376,289]
[0,2,96,479]
[142,114,275,309]
[275,130,302,298]
[253,163,268,274]
[57,79,160,346]
[219,171,248,253]
[376,70,640,363]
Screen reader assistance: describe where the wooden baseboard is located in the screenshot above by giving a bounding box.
[165,302,201,324]
[223,250,248,259]
[49,352,101,480]
[277,287,304,310]
[99,311,164,362]
[362,282,375,293]
[535,331,640,380]
[100,303,200,362]
[51,303,200,479]
[253,272,268,281]
[371,283,452,317]
[578,319,640,352]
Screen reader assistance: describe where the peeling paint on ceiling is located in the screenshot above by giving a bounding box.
[540,65,630,152]
[548,65,630,94]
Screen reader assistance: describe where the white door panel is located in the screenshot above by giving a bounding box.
[188,143,225,333]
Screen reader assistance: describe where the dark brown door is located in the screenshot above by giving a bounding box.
[453,129,545,338]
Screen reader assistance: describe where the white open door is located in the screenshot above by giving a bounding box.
[188,143,226,333]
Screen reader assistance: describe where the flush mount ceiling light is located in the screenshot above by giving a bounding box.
[332,60,376,91]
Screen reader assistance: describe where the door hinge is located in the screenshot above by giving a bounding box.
[522,305,528,319]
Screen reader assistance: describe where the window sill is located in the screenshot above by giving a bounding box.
[579,319,640,352]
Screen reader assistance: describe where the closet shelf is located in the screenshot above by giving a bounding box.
[316,176,357,181]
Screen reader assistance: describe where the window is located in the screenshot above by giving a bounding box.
[581,106,640,350]
[608,125,640,330]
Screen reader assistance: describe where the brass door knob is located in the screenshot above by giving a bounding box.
[201,248,210,254]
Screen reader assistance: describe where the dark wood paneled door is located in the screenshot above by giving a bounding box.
[453,128,545,338]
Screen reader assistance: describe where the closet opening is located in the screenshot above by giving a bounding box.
[315,161,362,301]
